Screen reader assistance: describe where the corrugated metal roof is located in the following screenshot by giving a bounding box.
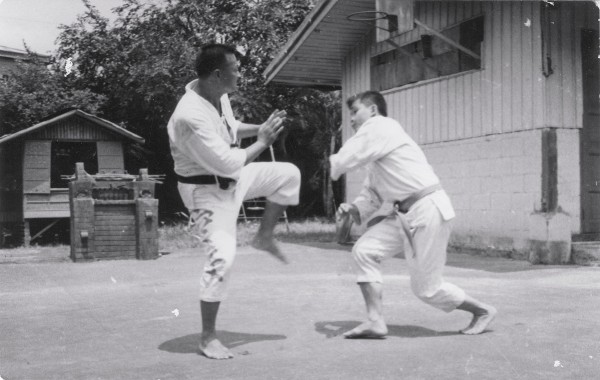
[0,109,145,145]
[264,0,374,88]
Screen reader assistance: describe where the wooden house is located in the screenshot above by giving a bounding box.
[265,0,600,263]
[0,109,144,246]
[0,45,51,80]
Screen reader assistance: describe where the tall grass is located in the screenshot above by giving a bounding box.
[159,217,336,252]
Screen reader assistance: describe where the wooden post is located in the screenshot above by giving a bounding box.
[23,220,31,247]
[70,198,95,261]
[136,198,159,260]
[68,162,96,261]
[135,168,158,259]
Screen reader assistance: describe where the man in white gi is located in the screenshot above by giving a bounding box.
[330,91,496,339]
[167,43,300,359]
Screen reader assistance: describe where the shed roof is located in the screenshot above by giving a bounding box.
[0,109,145,145]
[263,0,374,89]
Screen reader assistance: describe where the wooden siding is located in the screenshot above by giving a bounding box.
[29,115,120,141]
[97,141,124,173]
[23,190,70,219]
[93,204,137,259]
[342,33,372,200]
[342,33,372,140]
[544,1,598,129]
[341,1,597,145]
[22,140,51,194]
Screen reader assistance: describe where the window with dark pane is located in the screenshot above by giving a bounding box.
[371,16,484,91]
[51,141,98,188]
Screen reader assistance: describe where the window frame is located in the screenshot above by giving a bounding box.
[370,14,485,92]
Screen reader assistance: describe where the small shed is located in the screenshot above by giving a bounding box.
[0,109,145,246]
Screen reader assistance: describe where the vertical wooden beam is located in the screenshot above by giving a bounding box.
[70,198,95,261]
[136,198,158,260]
[69,163,96,261]
[136,169,158,260]
[541,128,558,212]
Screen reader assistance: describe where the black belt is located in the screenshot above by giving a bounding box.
[177,174,236,190]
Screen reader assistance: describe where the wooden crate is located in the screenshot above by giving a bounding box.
[69,163,159,261]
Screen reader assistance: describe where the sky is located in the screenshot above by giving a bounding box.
[0,0,125,54]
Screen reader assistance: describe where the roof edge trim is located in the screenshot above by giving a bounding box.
[0,110,145,145]
[264,0,340,85]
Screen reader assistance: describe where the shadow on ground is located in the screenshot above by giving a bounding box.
[158,331,286,354]
[293,242,578,273]
[314,321,460,339]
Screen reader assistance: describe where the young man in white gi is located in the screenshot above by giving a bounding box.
[330,91,496,339]
[167,43,300,359]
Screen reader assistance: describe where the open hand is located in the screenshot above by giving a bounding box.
[257,109,287,146]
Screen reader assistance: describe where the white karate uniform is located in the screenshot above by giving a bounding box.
[168,80,300,302]
[330,116,465,312]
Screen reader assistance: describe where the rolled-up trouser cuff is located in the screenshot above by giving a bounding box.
[412,281,466,313]
[200,295,223,302]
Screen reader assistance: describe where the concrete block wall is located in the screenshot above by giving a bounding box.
[425,130,544,254]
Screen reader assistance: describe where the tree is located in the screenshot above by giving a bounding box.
[55,0,341,219]
[280,89,343,218]
[0,54,106,136]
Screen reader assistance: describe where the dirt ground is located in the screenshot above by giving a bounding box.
[0,242,599,379]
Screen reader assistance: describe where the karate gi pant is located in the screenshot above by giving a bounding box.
[177,162,300,302]
[352,194,465,312]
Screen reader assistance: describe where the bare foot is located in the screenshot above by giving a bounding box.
[251,236,288,264]
[343,319,388,339]
[199,333,234,360]
[460,305,497,335]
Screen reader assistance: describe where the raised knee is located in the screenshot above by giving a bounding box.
[283,163,301,186]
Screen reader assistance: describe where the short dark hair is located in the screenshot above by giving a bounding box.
[346,91,388,117]
[195,43,239,79]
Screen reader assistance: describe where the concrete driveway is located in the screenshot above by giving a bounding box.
[0,242,598,379]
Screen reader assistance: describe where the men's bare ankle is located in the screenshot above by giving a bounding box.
[254,233,272,242]
[201,331,216,341]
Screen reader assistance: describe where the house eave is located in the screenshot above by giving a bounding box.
[264,0,374,88]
